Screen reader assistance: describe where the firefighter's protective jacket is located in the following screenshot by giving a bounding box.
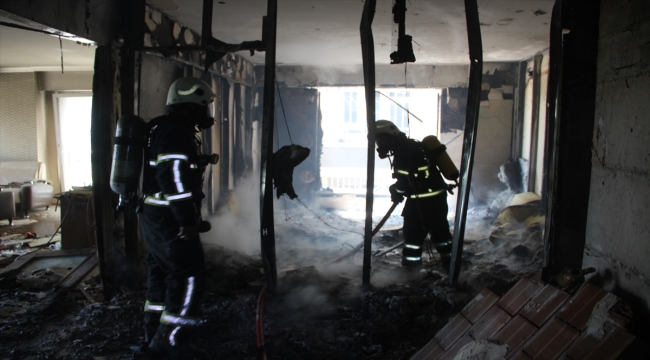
[392,138,448,199]
[141,113,204,226]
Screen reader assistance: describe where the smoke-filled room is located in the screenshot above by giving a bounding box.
[0,0,649,359]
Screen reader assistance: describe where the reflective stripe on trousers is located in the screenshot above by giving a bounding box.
[157,277,200,346]
[144,300,165,313]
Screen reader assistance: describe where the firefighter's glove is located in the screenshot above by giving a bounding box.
[178,225,200,240]
[199,220,212,233]
[447,180,459,195]
[389,184,404,203]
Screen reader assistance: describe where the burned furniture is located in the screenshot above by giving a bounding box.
[0,162,55,217]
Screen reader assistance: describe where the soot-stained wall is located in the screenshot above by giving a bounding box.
[584,0,650,312]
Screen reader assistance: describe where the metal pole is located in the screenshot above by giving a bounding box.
[541,0,564,282]
[260,0,278,294]
[91,45,117,299]
[201,0,214,47]
[360,0,377,291]
[449,0,483,286]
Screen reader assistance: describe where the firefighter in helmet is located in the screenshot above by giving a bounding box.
[139,77,216,356]
[375,120,459,269]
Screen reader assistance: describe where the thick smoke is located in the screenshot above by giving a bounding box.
[201,175,260,256]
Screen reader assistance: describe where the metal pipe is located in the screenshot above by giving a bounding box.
[201,0,213,47]
[329,201,398,264]
[449,0,483,286]
[360,0,378,291]
[541,0,564,283]
[260,0,278,294]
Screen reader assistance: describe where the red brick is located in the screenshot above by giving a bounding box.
[493,315,538,359]
[434,313,472,350]
[557,283,607,331]
[509,350,532,360]
[519,284,570,327]
[567,326,636,360]
[498,277,543,316]
[437,335,474,360]
[567,333,600,359]
[524,317,580,360]
[461,288,500,323]
[411,339,444,360]
[468,305,511,340]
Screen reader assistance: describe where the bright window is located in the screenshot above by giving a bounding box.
[53,94,93,191]
[344,91,358,123]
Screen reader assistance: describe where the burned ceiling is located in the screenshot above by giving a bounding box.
[152,0,554,66]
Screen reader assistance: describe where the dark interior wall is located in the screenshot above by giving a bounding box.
[583,0,650,312]
[137,53,184,121]
[0,0,118,44]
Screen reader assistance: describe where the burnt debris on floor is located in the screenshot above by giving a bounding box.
[0,192,556,360]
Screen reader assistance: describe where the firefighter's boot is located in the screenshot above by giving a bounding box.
[435,239,453,271]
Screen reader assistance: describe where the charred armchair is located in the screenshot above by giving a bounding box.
[0,162,54,218]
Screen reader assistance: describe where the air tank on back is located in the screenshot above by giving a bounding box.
[422,135,459,181]
[110,114,147,202]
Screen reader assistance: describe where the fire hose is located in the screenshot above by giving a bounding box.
[256,284,267,360]
[327,201,399,264]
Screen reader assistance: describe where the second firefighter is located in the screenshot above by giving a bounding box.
[375,120,459,269]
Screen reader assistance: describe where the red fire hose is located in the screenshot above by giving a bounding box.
[256,284,268,360]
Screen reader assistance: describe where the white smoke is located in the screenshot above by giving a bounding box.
[201,175,261,256]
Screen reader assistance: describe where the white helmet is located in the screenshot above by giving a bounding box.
[376,120,403,136]
[166,77,215,106]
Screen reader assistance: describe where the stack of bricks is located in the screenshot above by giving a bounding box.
[411,278,635,360]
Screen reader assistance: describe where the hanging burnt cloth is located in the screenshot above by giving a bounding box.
[272,144,310,199]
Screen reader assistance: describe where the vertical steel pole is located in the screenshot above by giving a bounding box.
[91,45,117,299]
[450,0,483,286]
[360,0,377,291]
[542,0,564,282]
[260,0,278,294]
[201,0,214,47]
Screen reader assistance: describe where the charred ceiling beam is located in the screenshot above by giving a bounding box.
[141,4,257,86]
[450,0,483,286]
[0,0,117,45]
[141,0,264,73]
[360,0,377,291]
[260,0,278,294]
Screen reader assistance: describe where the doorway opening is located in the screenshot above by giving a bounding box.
[319,86,442,195]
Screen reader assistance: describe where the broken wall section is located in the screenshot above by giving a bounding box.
[584,0,650,312]
[446,63,519,207]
